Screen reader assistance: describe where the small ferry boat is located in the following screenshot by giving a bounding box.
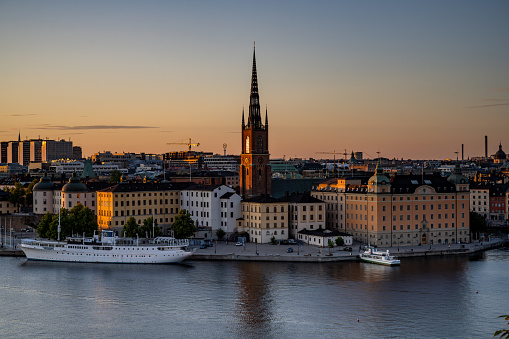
[19,231,194,264]
[359,247,400,266]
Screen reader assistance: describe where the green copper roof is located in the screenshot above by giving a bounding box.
[62,174,87,192]
[80,159,97,179]
[33,175,56,191]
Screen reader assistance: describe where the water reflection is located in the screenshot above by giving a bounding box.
[1,250,508,338]
[235,262,274,337]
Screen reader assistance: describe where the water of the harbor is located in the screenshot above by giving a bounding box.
[1,248,508,339]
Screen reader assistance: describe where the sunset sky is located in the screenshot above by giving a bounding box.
[1,1,508,160]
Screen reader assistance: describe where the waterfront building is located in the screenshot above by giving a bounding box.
[239,192,326,244]
[180,184,241,235]
[341,162,470,247]
[311,177,364,232]
[96,182,190,234]
[240,45,271,198]
[239,196,288,244]
[286,192,326,239]
[298,229,353,247]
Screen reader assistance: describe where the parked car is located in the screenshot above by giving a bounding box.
[343,247,352,251]
[287,239,296,245]
[287,247,294,253]
[235,242,243,246]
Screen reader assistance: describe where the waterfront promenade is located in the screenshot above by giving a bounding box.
[187,238,505,262]
[2,235,505,262]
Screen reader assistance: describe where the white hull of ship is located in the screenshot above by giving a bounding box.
[359,255,400,266]
[20,243,193,264]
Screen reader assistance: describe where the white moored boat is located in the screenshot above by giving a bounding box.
[359,247,400,266]
[19,231,194,264]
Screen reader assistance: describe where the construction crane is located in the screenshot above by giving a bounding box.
[315,150,340,176]
[167,138,200,152]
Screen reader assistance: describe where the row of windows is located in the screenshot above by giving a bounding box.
[346,195,465,201]
[248,222,286,228]
[111,199,177,207]
[251,230,285,236]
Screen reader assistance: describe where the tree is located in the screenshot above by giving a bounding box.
[470,211,487,240]
[140,216,162,238]
[328,239,335,253]
[270,236,276,245]
[335,236,344,247]
[5,182,25,207]
[37,212,54,239]
[172,209,196,239]
[494,315,509,338]
[110,170,122,183]
[122,217,140,238]
[328,239,335,247]
[68,203,98,237]
[25,179,39,206]
[216,228,226,241]
[48,209,68,240]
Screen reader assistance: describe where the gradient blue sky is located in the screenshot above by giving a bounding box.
[1,1,508,160]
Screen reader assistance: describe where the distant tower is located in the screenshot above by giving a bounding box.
[240,43,271,198]
[485,135,488,158]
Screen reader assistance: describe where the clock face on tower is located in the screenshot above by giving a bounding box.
[258,157,264,164]
[244,157,249,164]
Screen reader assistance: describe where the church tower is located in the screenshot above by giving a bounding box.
[240,44,271,198]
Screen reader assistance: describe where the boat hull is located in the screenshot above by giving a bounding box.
[20,243,193,264]
[359,256,400,266]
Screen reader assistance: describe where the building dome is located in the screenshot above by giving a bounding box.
[447,162,468,184]
[33,175,56,191]
[368,163,390,185]
[494,143,506,161]
[62,174,87,192]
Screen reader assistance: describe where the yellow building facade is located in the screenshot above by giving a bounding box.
[97,183,187,235]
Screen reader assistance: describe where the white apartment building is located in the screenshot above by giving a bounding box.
[180,185,241,234]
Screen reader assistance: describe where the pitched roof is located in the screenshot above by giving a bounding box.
[280,192,323,204]
[98,182,192,193]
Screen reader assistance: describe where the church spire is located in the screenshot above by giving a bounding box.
[248,41,261,129]
[18,130,21,142]
[265,105,268,126]
[242,106,245,127]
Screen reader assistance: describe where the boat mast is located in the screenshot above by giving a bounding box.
[58,209,61,241]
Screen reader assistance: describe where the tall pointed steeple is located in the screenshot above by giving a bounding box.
[18,130,21,142]
[265,105,268,126]
[240,43,271,198]
[248,41,261,129]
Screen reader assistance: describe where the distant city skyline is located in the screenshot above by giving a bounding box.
[1,1,508,160]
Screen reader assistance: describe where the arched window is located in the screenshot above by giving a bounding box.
[245,136,250,153]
